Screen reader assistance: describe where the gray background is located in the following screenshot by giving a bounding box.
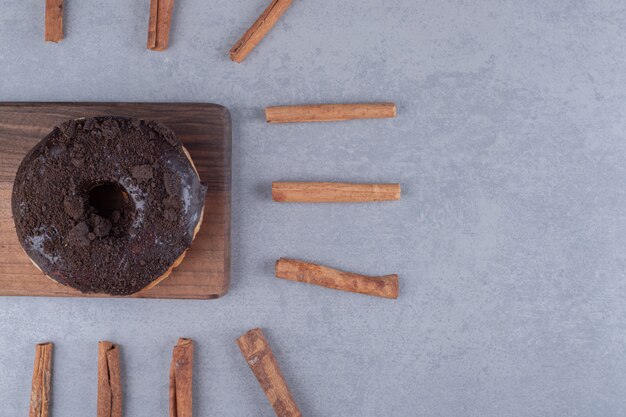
[1,0,625,416]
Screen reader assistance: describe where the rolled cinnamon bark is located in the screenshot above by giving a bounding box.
[97,341,122,417]
[147,0,175,50]
[265,102,396,123]
[236,329,302,417]
[272,182,401,203]
[29,342,53,417]
[230,0,293,63]
[275,258,399,299]
[170,338,193,417]
[44,0,63,43]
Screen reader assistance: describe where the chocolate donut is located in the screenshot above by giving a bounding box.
[11,116,207,295]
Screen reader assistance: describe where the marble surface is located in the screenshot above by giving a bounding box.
[1,1,626,416]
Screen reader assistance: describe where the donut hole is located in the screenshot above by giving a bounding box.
[88,182,134,225]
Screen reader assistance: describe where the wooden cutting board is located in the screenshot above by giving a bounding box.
[0,103,231,299]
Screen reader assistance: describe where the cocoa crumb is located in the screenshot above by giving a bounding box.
[164,208,177,222]
[91,214,112,237]
[68,222,90,247]
[83,118,95,131]
[163,171,178,196]
[162,195,179,208]
[149,121,178,147]
[100,118,120,140]
[60,119,77,139]
[63,195,84,220]
[130,165,153,182]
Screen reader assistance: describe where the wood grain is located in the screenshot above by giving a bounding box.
[237,328,302,417]
[97,341,122,417]
[272,181,401,203]
[0,102,231,299]
[169,338,193,417]
[44,0,63,43]
[147,0,175,50]
[29,342,53,417]
[265,102,396,123]
[275,258,399,299]
[229,0,292,63]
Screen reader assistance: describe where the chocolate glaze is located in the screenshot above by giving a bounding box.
[11,116,207,295]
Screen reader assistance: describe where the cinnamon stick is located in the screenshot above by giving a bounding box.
[275,258,399,299]
[236,328,302,417]
[29,343,53,417]
[147,0,175,50]
[229,0,292,63]
[44,0,63,43]
[97,341,122,417]
[265,102,396,123]
[170,338,193,417]
[272,182,401,203]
